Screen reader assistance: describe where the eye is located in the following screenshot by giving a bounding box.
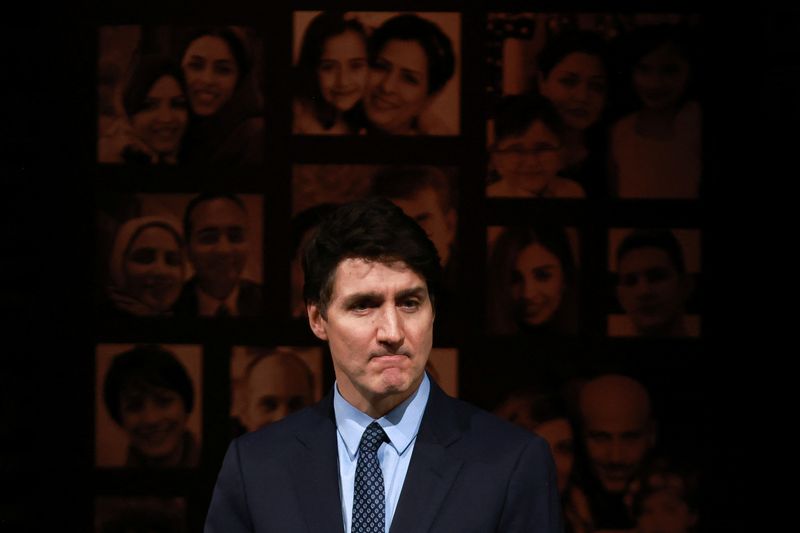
[214,62,236,76]
[371,58,391,72]
[171,96,188,110]
[533,268,554,282]
[619,273,639,287]
[558,76,578,88]
[121,395,144,413]
[589,80,607,94]
[196,229,221,245]
[141,98,159,112]
[399,298,421,311]
[287,397,306,412]
[318,60,337,73]
[185,59,205,72]
[165,251,182,267]
[153,392,178,408]
[259,397,278,413]
[349,58,367,70]
[402,72,421,85]
[227,227,246,243]
[645,268,671,283]
[128,248,156,265]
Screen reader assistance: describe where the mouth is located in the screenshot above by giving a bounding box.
[369,93,400,111]
[331,88,360,99]
[369,353,409,364]
[192,89,219,106]
[564,107,589,119]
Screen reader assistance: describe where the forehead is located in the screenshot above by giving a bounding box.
[322,30,366,58]
[148,75,182,97]
[190,198,247,229]
[130,226,179,249]
[641,42,688,65]
[619,247,676,274]
[515,243,561,270]
[184,35,234,61]
[498,120,560,146]
[548,52,606,78]
[330,258,427,299]
[379,39,429,76]
[247,355,310,391]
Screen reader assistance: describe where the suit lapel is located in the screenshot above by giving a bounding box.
[289,394,345,533]
[389,381,464,533]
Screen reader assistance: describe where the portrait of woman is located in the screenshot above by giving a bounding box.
[536,30,610,195]
[104,216,186,317]
[488,93,585,198]
[293,12,369,134]
[610,24,701,198]
[494,390,593,533]
[487,224,579,335]
[177,26,264,165]
[97,56,189,165]
[360,13,458,135]
[97,344,202,468]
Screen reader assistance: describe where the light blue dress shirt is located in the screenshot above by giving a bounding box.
[333,373,430,533]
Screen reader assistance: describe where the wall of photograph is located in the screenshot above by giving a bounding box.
[86,4,716,533]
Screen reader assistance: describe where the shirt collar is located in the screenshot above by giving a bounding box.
[333,373,430,460]
[196,281,241,316]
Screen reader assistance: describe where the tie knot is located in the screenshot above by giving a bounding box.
[359,422,388,454]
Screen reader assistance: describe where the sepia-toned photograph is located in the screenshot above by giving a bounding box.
[95,496,186,533]
[95,344,203,468]
[229,346,324,435]
[97,25,264,166]
[96,193,264,318]
[426,348,459,398]
[486,13,702,198]
[608,228,701,337]
[293,11,461,136]
[487,224,580,336]
[292,164,459,318]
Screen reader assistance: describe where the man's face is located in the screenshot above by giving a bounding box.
[187,198,249,297]
[616,246,688,335]
[390,187,456,266]
[582,401,654,493]
[308,259,433,415]
[240,355,313,432]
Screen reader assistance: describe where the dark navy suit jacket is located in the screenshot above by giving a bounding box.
[205,379,563,533]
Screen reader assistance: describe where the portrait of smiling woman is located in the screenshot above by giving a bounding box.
[96,344,202,468]
[360,13,459,135]
[293,12,369,134]
[97,56,189,165]
[104,216,186,317]
[487,224,579,336]
[178,26,264,165]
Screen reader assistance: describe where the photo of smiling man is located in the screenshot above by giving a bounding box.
[292,12,461,136]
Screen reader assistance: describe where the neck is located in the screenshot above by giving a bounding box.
[197,278,237,301]
[563,128,587,166]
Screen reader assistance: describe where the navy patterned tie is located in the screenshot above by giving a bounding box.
[352,422,389,533]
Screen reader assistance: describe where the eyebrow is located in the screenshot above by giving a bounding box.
[339,286,428,307]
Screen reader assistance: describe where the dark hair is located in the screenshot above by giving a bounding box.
[302,197,442,314]
[369,14,455,95]
[291,203,340,257]
[180,27,251,84]
[369,166,453,214]
[493,93,566,144]
[103,345,194,425]
[487,224,578,335]
[616,229,686,275]
[182,193,247,242]
[295,12,368,130]
[538,29,610,80]
[122,55,187,117]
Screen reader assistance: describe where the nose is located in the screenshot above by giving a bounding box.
[376,306,404,350]
[573,81,590,103]
[141,399,163,424]
[379,69,398,94]
[155,102,173,122]
[523,278,543,303]
[199,66,214,84]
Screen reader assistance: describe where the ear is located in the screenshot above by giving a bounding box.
[307,303,329,341]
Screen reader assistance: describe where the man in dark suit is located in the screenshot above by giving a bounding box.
[205,198,562,532]
[174,193,263,317]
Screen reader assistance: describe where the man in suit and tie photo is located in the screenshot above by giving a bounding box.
[205,197,562,532]
[174,192,264,317]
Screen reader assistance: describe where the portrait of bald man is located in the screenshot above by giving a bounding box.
[233,348,318,434]
[577,374,656,531]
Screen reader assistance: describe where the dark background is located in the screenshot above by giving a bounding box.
[1,1,778,531]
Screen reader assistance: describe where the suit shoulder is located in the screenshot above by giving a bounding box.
[233,403,329,456]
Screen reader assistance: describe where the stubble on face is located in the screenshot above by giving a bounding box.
[308,259,433,418]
